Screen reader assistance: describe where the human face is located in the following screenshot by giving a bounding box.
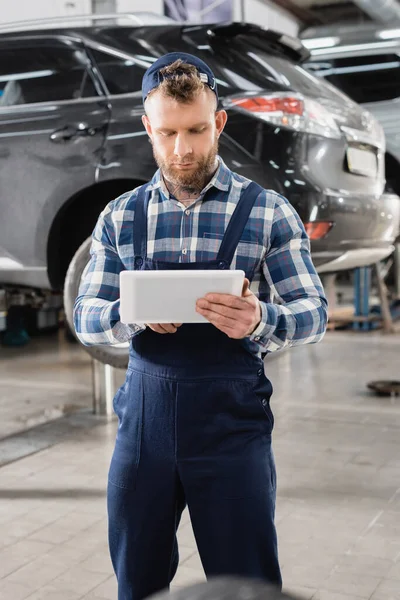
[142,89,227,190]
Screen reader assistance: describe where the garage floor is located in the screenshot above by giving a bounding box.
[0,330,400,600]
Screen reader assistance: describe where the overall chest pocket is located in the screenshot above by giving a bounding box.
[201,232,264,275]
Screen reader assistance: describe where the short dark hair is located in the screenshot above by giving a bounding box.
[147,59,214,106]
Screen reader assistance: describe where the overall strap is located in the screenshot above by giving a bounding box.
[216,181,264,267]
[133,184,151,269]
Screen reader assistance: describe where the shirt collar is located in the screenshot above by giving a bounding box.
[146,156,231,198]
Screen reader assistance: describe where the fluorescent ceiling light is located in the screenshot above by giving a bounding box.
[302,37,339,50]
[377,29,400,39]
[310,40,399,56]
[314,61,400,77]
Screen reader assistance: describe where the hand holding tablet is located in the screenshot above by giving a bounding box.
[146,322,182,334]
[120,270,245,326]
[120,270,261,340]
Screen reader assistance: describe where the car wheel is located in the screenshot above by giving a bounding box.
[64,321,78,343]
[63,237,129,369]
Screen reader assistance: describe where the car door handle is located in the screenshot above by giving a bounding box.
[50,123,97,142]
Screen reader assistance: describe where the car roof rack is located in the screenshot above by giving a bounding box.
[0,12,174,33]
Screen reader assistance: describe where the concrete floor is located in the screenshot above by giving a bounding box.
[0,330,399,600]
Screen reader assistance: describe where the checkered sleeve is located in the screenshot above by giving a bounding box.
[249,192,328,353]
[73,199,145,346]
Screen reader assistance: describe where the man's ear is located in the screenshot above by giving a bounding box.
[215,109,228,137]
[142,114,152,139]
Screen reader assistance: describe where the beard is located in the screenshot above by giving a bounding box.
[152,138,219,192]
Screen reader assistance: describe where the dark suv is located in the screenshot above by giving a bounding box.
[0,14,398,365]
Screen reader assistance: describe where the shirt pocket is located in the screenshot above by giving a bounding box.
[201,232,265,276]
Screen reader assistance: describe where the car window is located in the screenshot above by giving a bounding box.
[247,52,336,97]
[90,49,146,95]
[306,54,400,103]
[200,43,350,103]
[0,45,98,107]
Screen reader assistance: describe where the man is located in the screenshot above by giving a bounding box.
[74,53,327,600]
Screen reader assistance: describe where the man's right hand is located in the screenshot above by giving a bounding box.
[146,323,182,334]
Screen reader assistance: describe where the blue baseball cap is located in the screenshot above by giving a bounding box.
[142,52,218,104]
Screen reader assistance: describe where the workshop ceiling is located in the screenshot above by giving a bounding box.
[267,0,376,27]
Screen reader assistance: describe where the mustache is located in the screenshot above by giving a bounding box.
[152,137,219,184]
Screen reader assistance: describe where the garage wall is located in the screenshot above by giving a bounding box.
[236,0,299,36]
[0,0,298,36]
[116,0,164,15]
[0,0,91,24]
[122,0,299,35]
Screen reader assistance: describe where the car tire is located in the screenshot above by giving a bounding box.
[64,321,78,344]
[63,237,129,369]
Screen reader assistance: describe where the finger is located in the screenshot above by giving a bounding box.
[147,323,177,334]
[159,323,179,333]
[197,300,239,321]
[198,304,254,334]
[196,306,237,330]
[147,323,169,334]
[196,307,243,338]
[200,294,246,310]
[172,323,182,327]
[242,278,251,296]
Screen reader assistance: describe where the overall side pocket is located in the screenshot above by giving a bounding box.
[255,374,275,432]
[108,370,144,491]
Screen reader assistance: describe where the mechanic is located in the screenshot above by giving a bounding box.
[74,52,328,600]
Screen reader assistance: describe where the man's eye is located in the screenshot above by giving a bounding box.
[191,129,205,134]
[161,132,175,137]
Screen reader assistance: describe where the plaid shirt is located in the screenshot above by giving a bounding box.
[74,158,327,353]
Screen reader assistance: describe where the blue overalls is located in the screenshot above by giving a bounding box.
[107,182,282,600]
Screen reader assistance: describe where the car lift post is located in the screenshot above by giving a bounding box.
[353,263,394,333]
[323,261,394,332]
[394,241,400,300]
[353,267,371,331]
[374,262,395,334]
[91,359,116,417]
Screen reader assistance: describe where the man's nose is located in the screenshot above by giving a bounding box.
[174,134,192,158]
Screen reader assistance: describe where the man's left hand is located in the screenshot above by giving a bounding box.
[196,278,261,339]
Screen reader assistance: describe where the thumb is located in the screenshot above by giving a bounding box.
[242,278,253,297]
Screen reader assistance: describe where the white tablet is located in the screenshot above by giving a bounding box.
[120,269,245,325]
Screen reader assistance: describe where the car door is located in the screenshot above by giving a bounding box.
[0,36,110,287]
[86,45,156,184]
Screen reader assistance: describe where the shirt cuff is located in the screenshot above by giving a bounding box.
[129,323,147,336]
[104,299,146,343]
[249,302,277,348]
[109,321,135,343]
